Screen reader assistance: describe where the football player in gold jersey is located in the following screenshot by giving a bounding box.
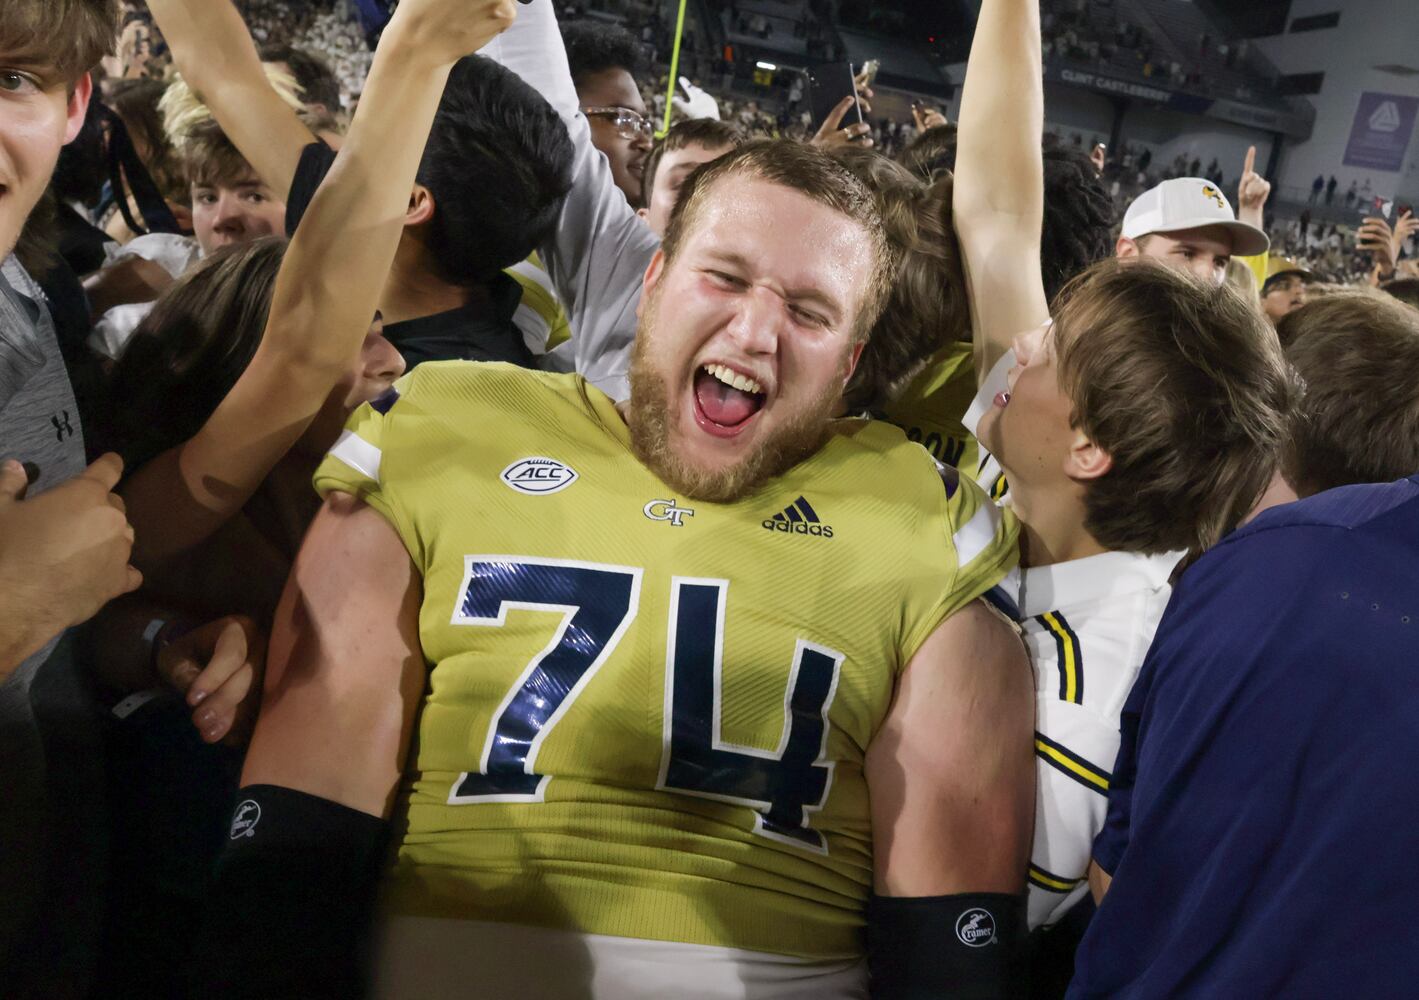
[203,134,1034,998]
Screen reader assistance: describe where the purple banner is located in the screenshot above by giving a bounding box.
[1343,92,1419,173]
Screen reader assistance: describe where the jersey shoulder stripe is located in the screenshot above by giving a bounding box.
[1036,731,1111,794]
[1028,863,1083,894]
[1035,611,1085,705]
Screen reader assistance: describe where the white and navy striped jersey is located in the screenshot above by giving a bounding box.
[965,350,1185,927]
[999,550,1181,927]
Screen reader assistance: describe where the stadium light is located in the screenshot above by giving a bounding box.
[756,61,778,71]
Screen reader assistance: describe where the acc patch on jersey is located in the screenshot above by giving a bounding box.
[500,457,579,495]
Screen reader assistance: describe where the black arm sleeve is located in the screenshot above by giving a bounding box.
[867,892,1028,1000]
[284,141,339,237]
[195,784,389,1000]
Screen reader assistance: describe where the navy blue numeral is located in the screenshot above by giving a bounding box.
[659,579,843,852]
[449,558,641,803]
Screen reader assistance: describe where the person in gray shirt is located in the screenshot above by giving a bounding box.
[0,2,143,994]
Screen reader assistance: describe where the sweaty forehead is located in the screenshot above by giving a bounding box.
[682,175,874,310]
[577,68,644,114]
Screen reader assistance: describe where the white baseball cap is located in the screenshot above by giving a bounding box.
[1121,178,1270,256]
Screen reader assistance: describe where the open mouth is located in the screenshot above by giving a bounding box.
[693,363,766,438]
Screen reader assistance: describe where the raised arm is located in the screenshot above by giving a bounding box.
[143,0,316,199]
[479,0,660,397]
[953,0,1050,382]
[865,600,1035,998]
[122,0,518,569]
[196,493,425,998]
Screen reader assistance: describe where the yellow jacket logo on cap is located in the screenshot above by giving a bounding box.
[1201,185,1226,209]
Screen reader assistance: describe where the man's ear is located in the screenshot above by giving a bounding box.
[64,73,94,145]
[1115,235,1140,259]
[1065,429,1112,482]
[636,249,666,320]
[842,340,866,386]
[406,184,436,228]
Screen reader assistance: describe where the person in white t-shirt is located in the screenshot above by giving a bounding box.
[954,0,1298,937]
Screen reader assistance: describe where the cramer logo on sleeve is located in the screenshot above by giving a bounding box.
[230,800,261,840]
[501,457,579,495]
[955,908,997,947]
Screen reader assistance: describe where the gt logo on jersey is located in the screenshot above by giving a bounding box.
[762,496,834,538]
[501,457,578,495]
[643,499,695,527]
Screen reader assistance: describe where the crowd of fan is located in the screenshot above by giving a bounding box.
[3,0,1419,998]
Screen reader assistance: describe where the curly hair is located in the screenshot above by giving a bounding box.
[560,20,644,89]
[1039,146,1115,305]
[896,123,957,183]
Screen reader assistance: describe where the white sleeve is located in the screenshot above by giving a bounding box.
[478,0,659,401]
[1028,699,1121,929]
[964,348,1014,441]
[477,0,579,124]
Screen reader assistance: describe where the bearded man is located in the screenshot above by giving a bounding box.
[201,141,1033,1000]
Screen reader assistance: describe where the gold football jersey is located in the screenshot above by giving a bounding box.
[314,363,1018,960]
[876,341,979,473]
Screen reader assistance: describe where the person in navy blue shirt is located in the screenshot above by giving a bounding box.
[1069,473,1419,998]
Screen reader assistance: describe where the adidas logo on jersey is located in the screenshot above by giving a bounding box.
[762,496,834,538]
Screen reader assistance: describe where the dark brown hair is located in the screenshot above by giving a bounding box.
[109,78,187,202]
[663,139,898,344]
[103,238,286,468]
[1381,277,1419,313]
[827,150,969,411]
[641,117,746,207]
[1277,294,1419,496]
[1054,259,1297,555]
[2,0,118,84]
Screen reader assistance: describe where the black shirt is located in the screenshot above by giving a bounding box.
[285,141,533,370]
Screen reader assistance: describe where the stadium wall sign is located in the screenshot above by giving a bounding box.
[1343,93,1419,173]
[1047,63,1314,139]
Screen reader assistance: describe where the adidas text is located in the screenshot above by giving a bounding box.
[761,519,834,538]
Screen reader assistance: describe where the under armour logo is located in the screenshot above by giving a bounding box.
[51,411,74,442]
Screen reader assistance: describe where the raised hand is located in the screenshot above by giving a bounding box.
[912,103,948,134]
[1237,145,1270,229]
[1358,215,1398,276]
[385,0,521,65]
[812,95,873,148]
[1090,142,1107,175]
[672,77,721,121]
[1393,209,1419,260]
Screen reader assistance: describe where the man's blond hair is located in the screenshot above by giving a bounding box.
[663,139,898,346]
